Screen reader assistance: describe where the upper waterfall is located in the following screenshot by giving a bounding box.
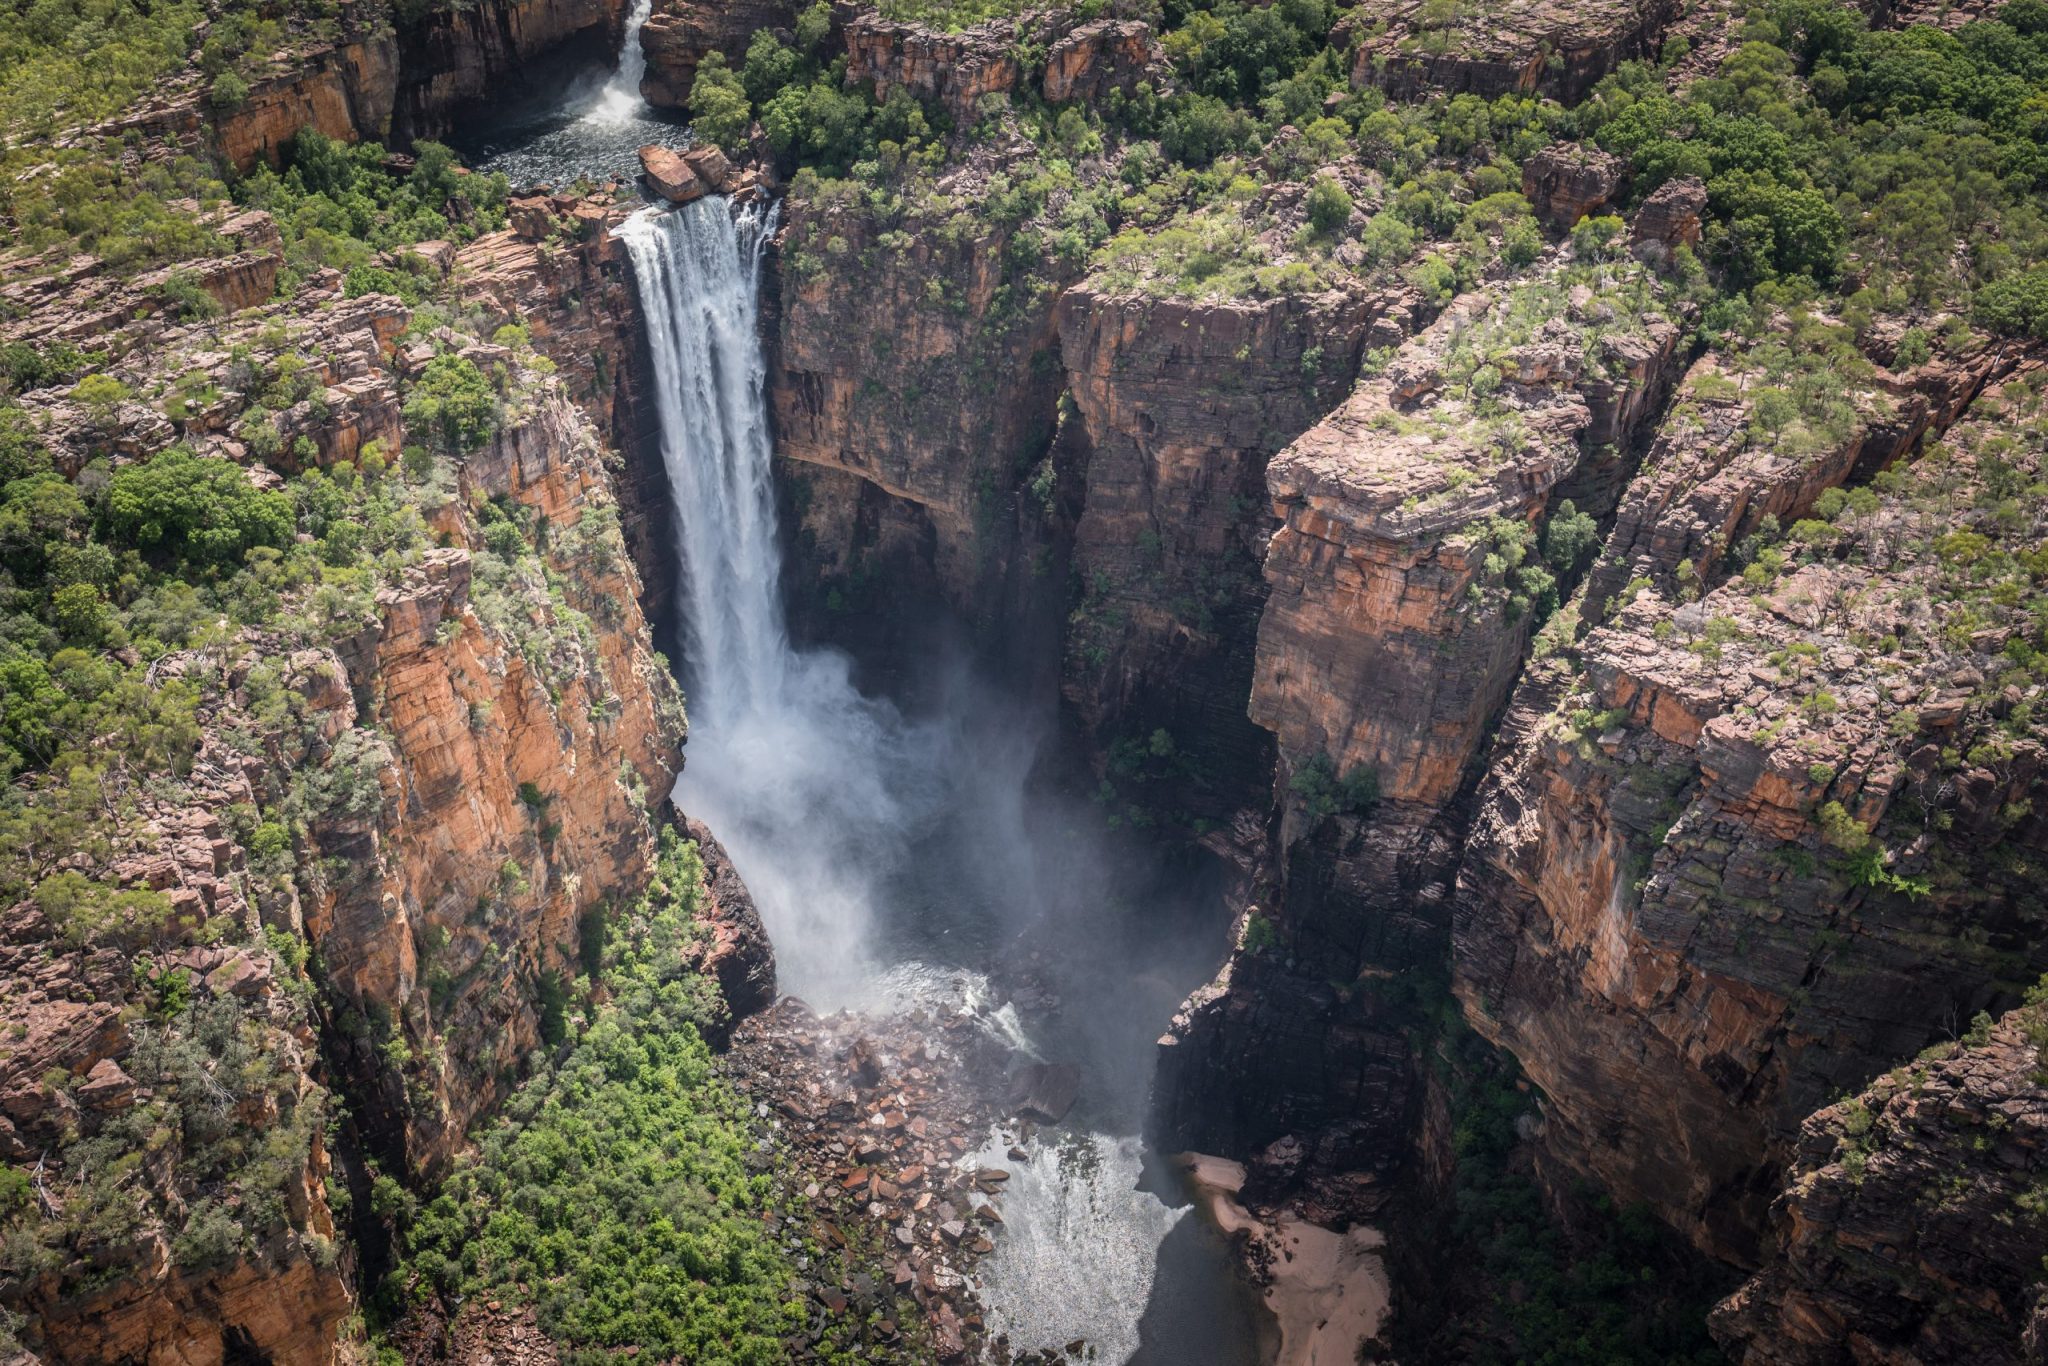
[617,197,945,1004]
[586,0,653,124]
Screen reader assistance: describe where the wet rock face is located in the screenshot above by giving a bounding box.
[1348,0,1682,103]
[1453,373,2048,1264]
[390,0,631,142]
[109,0,624,169]
[680,816,777,1038]
[1055,283,1396,823]
[767,160,1077,636]
[1713,1007,2048,1364]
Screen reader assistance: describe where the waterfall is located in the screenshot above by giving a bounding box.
[586,0,653,125]
[617,196,1265,1362]
[617,197,943,1005]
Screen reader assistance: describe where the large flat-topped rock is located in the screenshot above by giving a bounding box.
[1350,0,1681,103]
[1252,250,1686,807]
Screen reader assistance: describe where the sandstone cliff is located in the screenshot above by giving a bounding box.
[0,263,688,1359]
[769,159,1079,646]
[1159,244,1690,1161]
[1349,0,1681,103]
[1055,282,1398,826]
[1453,368,2048,1264]
[1714,1002,2048,1363]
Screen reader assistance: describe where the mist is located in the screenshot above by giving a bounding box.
[624,193,1260,1362]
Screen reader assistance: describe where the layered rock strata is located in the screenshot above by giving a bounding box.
[1453,372,2048,1263]
[1349,0,1682,103]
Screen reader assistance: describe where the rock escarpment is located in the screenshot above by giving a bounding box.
[1056,282,1401,824]
[0,261,701,1359]
[1454,370,2048,1263]
[1712,1002,2048,1364]
[640,0,800,107]
[768,162,1078,644]
[1348,0,1682,103]
[110,0,628,171]
[1159,245,1690,1163]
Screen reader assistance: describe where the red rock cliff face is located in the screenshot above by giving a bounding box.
[1453,371,2048,1264]
[1712,1003,2048,1364]
[768,165,1078,642]
[639,0,798,107]
[1348,0,1682,104]
[111,0,627,171]
[1055,282,1404,822]
[1158,250,1689,1163]
[309,384,683,1177]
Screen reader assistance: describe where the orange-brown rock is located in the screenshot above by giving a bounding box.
[639,0,800,107]
[1349,0,1681,103]
[640,144,708,202]
[1712,1006,2048,1363]
[1520,141,1627,230]
[1056,280,1403,820]
[1250,263,1685,808]
[1453,373,2048,1264]
[306,389,683,1175]
[1042,20,1169,103]
[842,13,1022,122]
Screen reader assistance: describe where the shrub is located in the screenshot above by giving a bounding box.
[1304,176,1354,236]
[689,53,754,152]
[104,446,295,570]
[403,354,497,455]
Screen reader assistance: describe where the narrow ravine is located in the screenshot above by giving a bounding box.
[618,193,1267,1363]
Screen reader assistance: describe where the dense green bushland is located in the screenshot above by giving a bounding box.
[382,831,806,1363]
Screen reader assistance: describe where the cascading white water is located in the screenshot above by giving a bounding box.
[585,0,653,124]
[618,197,947,1005]
[617,194,1265,1363]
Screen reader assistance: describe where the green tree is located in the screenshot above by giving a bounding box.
[403,354,498,455]
[1304,176,1354,236]
[104,446,295,570]
[688,53,753,152]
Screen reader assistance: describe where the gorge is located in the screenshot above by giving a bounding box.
[3,0,2048,1361]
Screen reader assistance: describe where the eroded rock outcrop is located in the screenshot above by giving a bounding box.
[1158,248,1690,1160]
[1056,281,1400,823]
[769,157,1078,635]
[1714,1004,2048,1362]
[1453,371,2048,1263]
[1349,0,1682,104]
[639,0,800,107]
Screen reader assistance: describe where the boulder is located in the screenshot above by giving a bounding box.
[681,144,731,192]
[638,145,707,204]
[1006,1061,1079,1123]
[1631,176,1708,261]
[1521,141,1627,230]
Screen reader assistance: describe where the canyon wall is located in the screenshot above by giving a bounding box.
[1452,366,2048,1265]
[0,246,693,1358]
[766,161,1078,655]
[1055,283,1405,824]
[1158,246,1690,1171]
